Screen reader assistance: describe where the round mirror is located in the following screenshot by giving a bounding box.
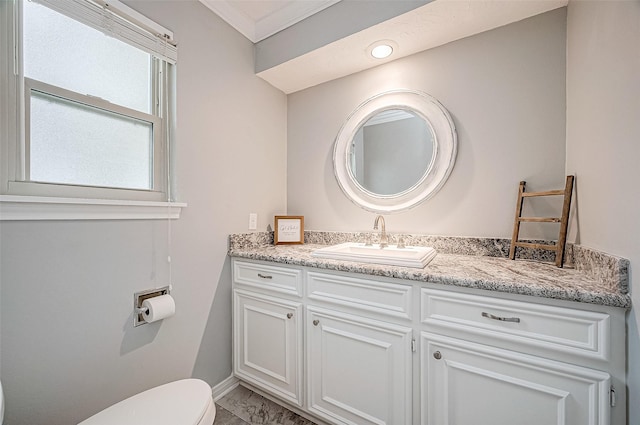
[334,90,457,213]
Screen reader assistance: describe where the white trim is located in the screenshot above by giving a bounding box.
[199,0,256,42]
[0,195,186,220]
[26,78,160,125]
[211,374,240,402]
[198,0,339,43]
[254,0,340,42]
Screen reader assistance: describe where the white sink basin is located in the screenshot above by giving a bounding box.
[311,242,437,268]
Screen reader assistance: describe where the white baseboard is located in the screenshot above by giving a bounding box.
[211,374,240,402]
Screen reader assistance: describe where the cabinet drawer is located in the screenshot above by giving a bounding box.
[307,272,412,320]
[233,260,302,296]
[421,289,610,361]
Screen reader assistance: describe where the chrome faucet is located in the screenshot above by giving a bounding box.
[373,215,388,248]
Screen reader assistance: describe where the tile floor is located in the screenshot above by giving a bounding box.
[214,385,317,425]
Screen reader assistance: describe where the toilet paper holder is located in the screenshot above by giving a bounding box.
[134,286,170,327]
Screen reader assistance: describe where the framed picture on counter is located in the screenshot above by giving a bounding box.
[274,216,304,245]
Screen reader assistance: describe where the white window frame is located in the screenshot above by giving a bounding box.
[0,0,185,220]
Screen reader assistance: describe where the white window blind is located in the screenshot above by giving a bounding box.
[32,0,178,64]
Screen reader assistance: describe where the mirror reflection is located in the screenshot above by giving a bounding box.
[349,109,434,195]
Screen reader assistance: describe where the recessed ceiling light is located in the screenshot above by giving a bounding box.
[367,40,398,60]
[371,44,393,59]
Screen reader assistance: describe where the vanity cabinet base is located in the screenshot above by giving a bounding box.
[231,259,626,425]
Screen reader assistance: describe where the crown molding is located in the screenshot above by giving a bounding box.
[199,0,339,43]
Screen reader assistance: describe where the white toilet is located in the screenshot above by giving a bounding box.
[0,378,214,425]
[79,379,216,425]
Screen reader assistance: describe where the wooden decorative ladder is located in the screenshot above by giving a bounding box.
[509,175,575,267]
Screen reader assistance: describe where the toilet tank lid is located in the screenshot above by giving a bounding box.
[78,379,213,425]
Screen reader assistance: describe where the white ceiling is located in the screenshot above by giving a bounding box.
[199,0,569,94]
[199,0,340,43]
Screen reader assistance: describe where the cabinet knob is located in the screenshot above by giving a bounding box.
[433,351,442,360]
[287,313,293,319]
[313,319,319,326]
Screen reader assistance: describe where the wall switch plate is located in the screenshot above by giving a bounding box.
[249,213,257,230]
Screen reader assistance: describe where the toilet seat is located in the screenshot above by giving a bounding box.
[79,379,215,425]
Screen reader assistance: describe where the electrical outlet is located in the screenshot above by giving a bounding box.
[249,213,258,230]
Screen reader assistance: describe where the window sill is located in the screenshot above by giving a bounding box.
[0,195,186,221]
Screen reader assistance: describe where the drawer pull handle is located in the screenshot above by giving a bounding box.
[313,320,320,326]
[257,273,273,279]
[482,312,520,323]
[287,313,293,319]
[433,351,442,360]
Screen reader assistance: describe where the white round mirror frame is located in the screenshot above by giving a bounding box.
[333,89,458,213]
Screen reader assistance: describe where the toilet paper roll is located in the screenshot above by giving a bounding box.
[142,294,175,323]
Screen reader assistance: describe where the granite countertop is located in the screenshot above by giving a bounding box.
[228,232,631,309]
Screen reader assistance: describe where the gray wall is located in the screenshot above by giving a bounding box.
[0,2,287,424]
[565,2,640,423]
[287,9,568,238]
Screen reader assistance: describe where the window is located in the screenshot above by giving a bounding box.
[0,0,178,207]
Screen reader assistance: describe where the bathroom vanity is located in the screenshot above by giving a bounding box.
[229,233,629,425]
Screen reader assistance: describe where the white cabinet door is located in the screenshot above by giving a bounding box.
[233,289,303,406]
[307,307,413,425]
[421,333,611,425]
